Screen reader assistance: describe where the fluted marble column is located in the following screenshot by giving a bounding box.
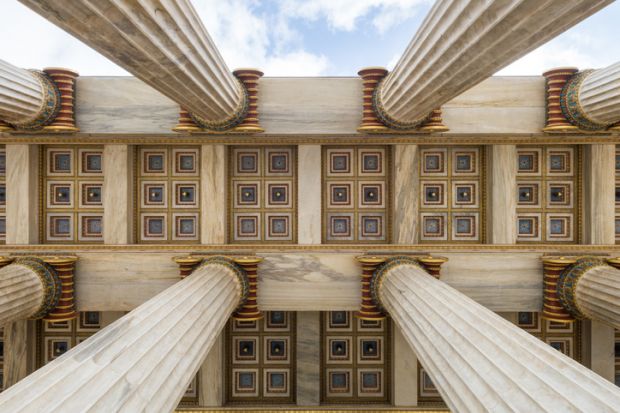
[20,0,247,130]
[561,61,620,130]
[374,0,611,129]
[557,258,620,330]
[0,259,61,326]
[0,258,247,413]
[374,257,620,412]
[0,59,60,129]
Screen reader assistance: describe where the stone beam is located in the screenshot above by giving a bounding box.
[19,0,247,131]
[0,257,248,412]
[375,256,620,411]
[374,0,612,129]
[561,61,620,130]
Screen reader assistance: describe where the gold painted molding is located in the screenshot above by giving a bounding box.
[1,132,620,145]
[176,410,449,412]
[1,244,620,253]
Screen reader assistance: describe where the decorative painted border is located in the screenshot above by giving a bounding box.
[12,257,62,319]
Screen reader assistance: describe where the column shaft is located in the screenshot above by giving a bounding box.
[0,60,46,125]
[0,264,44,325]
[574,265,620,330]
[376,0,611,127]
[20,0,245,128]
[3,321,29,389]
[377,261,620,412]
[0,262,243,412]
[579,61,620,126]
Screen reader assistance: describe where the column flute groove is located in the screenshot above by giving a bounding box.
[371,256,620,412]
[19,0,249,131]
[372,0,611,129]
[0,257,250,412]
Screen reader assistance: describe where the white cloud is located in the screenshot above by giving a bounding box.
[279,0,430,33]
[195,0,329,76]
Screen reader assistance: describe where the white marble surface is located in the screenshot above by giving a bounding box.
[0,262,241,412]
[488,145,517,244]
[6,145,39,244]
[199,332,224,407]
[62,251,549,311]
[381,263,620,412]
[0,263,44,325]
[201,145,227,244]
[3,320,28,389]
[580,61,620,125]
[586,320,616,383]
[584,145,615,244]
[297,146,322,244]
[576,265,620,330]
[296,311,320,406]
[393,324,418,406]
[58,75,558,135]
[103,145,133,244]
[393,145,419,244]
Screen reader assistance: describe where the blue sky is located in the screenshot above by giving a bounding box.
[1,0,619,77]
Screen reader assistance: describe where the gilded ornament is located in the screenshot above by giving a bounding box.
[12,257,62,319]
[9,70,61,131]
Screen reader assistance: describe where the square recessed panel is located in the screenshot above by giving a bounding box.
[44,320,72,333]
[47,182,74,208]
[173,213,198,241]
[517,148,542,176]
[264,337,289,363]
[452,182,478,208]
[328,182,353,208]
[141,214,167,240]
[546,182,573,208]
[141,182,167,208]
[327,149,354,177]
[326,369,352,397]
[421,213,447,241]
[173,182,198,207]
[358,182,385,208]
[79,182,102,207]
[44,337,71,363]
[358,337,383,363]
[78,311,101,331]
[419,369,440,397]
[517,182,540,207]
[232,319,259,332]
[78,149,103,175]
[78,214,103,241]
[617,185,620,206]
[517,311,541,332]
[421,149,447,176]
[0,215,5,239]
[357,318,384,332]
[266,181,292,208]
[327,311,351,331]
[266,148,293,176]
[47,214,73,241]
[234,149,260,176]
[452,213,479,241]
[234,213,261,241]
[546,337,574,358]
[233,337,258,363]
[516,213,542,241]
[0,150,5,175]
[546,148,574,176]
[358,213,386,241]
[264,369,290,397]
[327,213,354,241]
[265,311,289,331]
[546,214,573,242]
[173,149,199,176]
[616,151,620,175]
[48,149,74,175]
[233,369,259,397]
[358,369,383,397]
[616,215,620,241]
[141,150,167,175]
[234,181,260,208]
[327,337,351,363]
[452,149,478,175]
[265,213,292,241]
[546,319,574,333]
[421,181,447,207]
[358,149,385,176]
